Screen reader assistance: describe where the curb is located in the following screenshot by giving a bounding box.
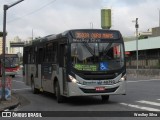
[0,102,20,111]
[0,94,20,111]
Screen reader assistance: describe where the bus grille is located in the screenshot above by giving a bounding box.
[79,86,119,93]
[77,73,116,80]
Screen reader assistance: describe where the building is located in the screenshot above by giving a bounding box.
[125,36,160,69]
[138,27,160,39]
[124,26,160,69]
[0,37,12,54]
[9,36,23,57]
[152,27,160,37]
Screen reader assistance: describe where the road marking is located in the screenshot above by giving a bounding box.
[12,80,24,84]
[137,100,160,106]
[12,88,31,91]
[127,79,160,83]
[157,99,160,101]
[120,103,160,111]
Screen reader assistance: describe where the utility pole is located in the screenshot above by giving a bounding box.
[158,9,160,27]
[1,0,24,101]
[32,29,34,40]
[132,18,139,78]
[135,18,139,71]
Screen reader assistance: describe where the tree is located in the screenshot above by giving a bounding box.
[0,32,7,37]
[0,32,3,37]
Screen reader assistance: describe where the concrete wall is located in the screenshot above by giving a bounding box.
[152,27,160,37]
[127,69,160,80]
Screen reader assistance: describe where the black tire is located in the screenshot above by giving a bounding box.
[101,95,109,103]
[55,81,64,103]
[31,77,39,94]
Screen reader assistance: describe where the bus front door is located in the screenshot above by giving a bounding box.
[59,43,68,96]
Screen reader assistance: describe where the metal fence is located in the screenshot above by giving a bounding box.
[126,57,160,69]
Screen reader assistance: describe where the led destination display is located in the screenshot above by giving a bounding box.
[73,31,120,39]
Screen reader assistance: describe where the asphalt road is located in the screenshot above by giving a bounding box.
[10,71,160,119]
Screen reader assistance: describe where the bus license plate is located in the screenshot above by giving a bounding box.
[95,87,105,91]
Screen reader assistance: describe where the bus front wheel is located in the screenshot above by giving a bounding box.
[55,81,64,103]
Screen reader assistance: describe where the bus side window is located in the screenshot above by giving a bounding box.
[45,43,52,62]
[59,44,67,67]
[23,50,28,64]
[48,43,53,62]
[52,43,57,63]
[38,48,43,64]
[30,47,35,63]
[28,48,32,63]
[43,46,46,62]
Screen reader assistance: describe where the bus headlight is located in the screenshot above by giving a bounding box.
[69,75,77,83]
[120,75,127,81]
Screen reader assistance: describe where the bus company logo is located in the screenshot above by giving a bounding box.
[2,112,11,117]
[97,80,102,85]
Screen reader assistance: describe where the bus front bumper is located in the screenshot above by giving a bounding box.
[5,71,19,76]
[67,74,126,97]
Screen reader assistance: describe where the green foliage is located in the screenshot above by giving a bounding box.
[0,32,7,37]
[138,35,148,39]
[0,32,3,37]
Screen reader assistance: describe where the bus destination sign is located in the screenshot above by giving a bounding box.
[74,31,119,39]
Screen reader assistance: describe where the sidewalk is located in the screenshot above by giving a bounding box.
[0,93,20,111]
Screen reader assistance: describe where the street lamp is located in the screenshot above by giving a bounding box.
[1,0,24,101]
[135,18,139,70]
[132,18,139,75]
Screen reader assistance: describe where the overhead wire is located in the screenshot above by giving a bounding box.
[0,0,57,31]
[0,0,23,27]
[0,0,71,31]
[6,0,57,23]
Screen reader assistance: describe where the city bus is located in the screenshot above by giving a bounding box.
[0,54,20,77]
[23,29,126,103]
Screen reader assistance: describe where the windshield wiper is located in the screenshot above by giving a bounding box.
[102,43,113,59]
[82,42,95,57]
[104,43,112,54]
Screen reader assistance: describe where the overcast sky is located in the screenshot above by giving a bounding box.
[0,0,160,40]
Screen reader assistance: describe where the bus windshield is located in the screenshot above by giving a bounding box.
[5,57,19,68]
[71,42,124,71]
